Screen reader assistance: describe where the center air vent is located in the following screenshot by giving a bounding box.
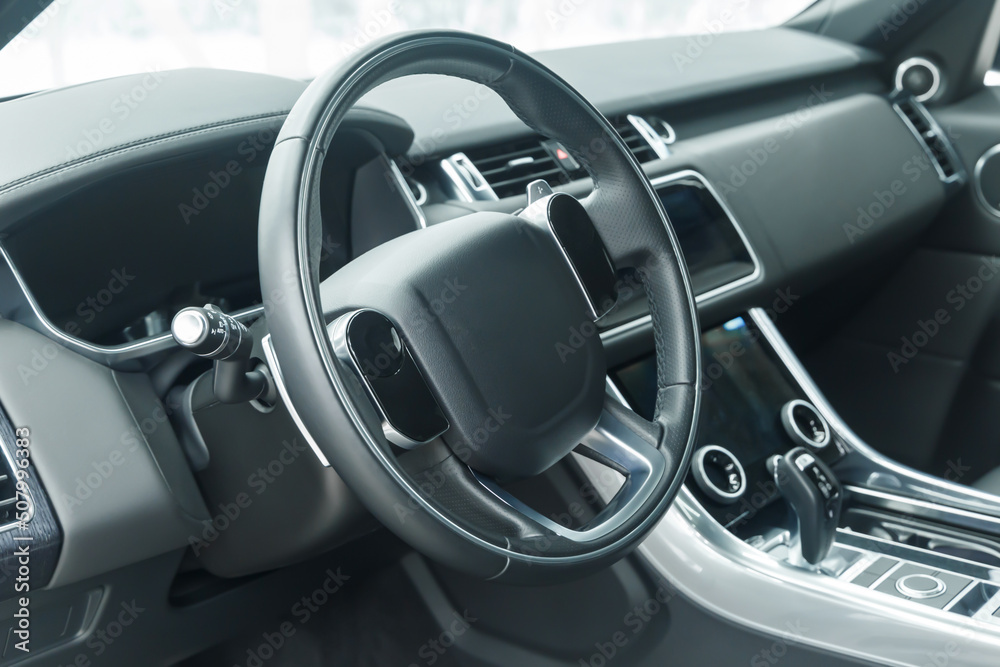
[893,95,964,186]
[458,139,563,200]
[611,115,670,163]
[440,112,675,201]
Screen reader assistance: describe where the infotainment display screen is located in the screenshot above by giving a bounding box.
[614,315,800,470]
[613,314,844,527]
[655,173,755,295]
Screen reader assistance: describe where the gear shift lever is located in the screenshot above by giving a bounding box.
[771,447,842,567]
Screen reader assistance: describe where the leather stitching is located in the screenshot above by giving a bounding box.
[0,111,290,197]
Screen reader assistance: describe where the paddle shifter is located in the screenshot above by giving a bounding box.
[771,447,843,568]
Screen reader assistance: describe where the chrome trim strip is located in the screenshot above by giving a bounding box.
[894,56,941,103]
[974,144,1000,219]
[518,192,607,320]
[261,334,330,467]
[691,444,746,502]
[596,310,1000,664]
[327,310,448,449]
[749,307,1000,518]
[780,398,832,449]
[892,96,964,186]
[475,409,666,542]
[0,242,264,367]
[654,170,763,303]
[651,117,676,145]
[439,152,499,202]
[846,485,1000,536]
[386,155,427,229]
[626,114,670,160]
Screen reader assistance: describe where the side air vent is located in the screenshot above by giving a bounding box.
[0,448,21,529]
[893,95,964,186]
[461,139,564,200]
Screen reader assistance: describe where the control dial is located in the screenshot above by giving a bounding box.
[691,445,746,504]
[781,400,831,449]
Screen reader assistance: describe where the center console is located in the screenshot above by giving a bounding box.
[608,309,1000,663]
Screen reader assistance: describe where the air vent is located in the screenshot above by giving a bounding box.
[894,96,963,186]
[462,139,564,199]
[612,116,662,163]
[441,112,675,201]
[0,449,20,528]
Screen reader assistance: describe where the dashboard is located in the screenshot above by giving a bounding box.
[1,113,417,346]
[0,28,956,377]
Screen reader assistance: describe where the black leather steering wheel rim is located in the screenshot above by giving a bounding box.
[258,30,701,583]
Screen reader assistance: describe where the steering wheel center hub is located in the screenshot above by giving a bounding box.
[322,211,606,479]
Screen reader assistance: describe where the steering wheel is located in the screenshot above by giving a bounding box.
[258,30,700,584]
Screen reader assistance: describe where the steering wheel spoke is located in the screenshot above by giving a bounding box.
[472,399,666,543]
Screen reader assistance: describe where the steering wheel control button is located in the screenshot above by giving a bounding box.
[525,178,554,206]
[330,310,448,448]
[171,305,252,360]
[172,309,208,347]
[895,574,947,600]
[691,445,746,504]
[348,311,405,378]
[781,400,831,449]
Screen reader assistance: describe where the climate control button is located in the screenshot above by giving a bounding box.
[781,400,831,449]
[691,445,746,504]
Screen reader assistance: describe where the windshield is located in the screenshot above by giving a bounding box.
[0,0,815,98]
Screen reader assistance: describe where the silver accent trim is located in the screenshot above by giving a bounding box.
[974,143,1000,219]
[750,307,1000,520]
[780,399,832,449]
[598,310,1000,664]
[439,152,499,202]
[327,309,448,449]
[387,156,427,228]
[475,409,666,542]
[260,334,330,467]
[518,192,608,320]
[691,444,746,503]
[894,56,941,103]
[650,117,677,145]
[0,242,264,368]
[891,97,964,186]
[626,114,670,160]
[846,485,1000,536]
[653,170,762,302]
[896,573,947,599]
[506,156,535,168]
[170,309,208,347]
